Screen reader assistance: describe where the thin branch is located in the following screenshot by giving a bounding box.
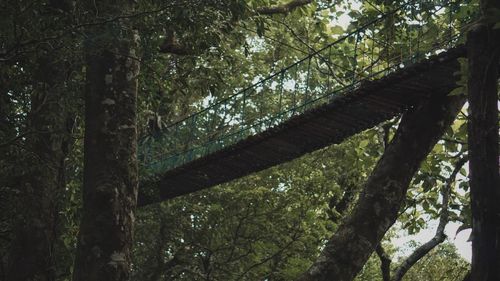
[364,0,384,14]
[376,245,392,281]
[236,228,301,280]
[391,155,469,281]
[442,137,467,145]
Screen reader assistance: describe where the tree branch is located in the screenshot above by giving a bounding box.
[159,0,314,55]
[159,30,196,55]
[236,228,301,280]
[376,245,392,281]
[256,0,313,15]
[391,155,468,281]
[1,4,184,61]
[297,94,465,281]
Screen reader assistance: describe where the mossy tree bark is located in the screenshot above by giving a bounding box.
[298,94,465,281]
[467,0,500,279]
[72,2,140,280]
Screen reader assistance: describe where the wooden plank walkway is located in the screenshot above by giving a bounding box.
[138,46,465,207]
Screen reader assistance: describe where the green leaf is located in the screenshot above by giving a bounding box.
[359,139,369,148]
[448,87,464,96]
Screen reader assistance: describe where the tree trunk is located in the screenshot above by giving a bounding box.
[467,0,500,279]
[5,47,72,280]
[72,9,140,281]
[297,94,465,281]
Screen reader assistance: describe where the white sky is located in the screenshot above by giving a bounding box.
[336,2,362,29]
[392,220,471,262]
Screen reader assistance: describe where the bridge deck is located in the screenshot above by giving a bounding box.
[138,46,465,207]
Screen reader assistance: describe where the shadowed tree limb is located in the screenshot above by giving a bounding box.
[256,0,313,15]
[376,245,391,281]
[159,30,196,55]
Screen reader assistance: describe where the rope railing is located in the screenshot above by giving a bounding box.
[139,0,476,176]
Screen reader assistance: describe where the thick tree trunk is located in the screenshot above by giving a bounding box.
[297,94,465,281]
[3,2,75,280]
[467,0,500,279]
[72,13,140,281]
[5,50,72,281]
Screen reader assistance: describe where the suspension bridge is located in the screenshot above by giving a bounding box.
[138,0,473,206]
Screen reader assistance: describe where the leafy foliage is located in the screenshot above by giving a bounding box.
[0,0,477,280]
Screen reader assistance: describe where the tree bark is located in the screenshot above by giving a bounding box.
[72,5,140,280]
[5,47,72,281]
[297,94,465,281]
[467,0,500,279]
